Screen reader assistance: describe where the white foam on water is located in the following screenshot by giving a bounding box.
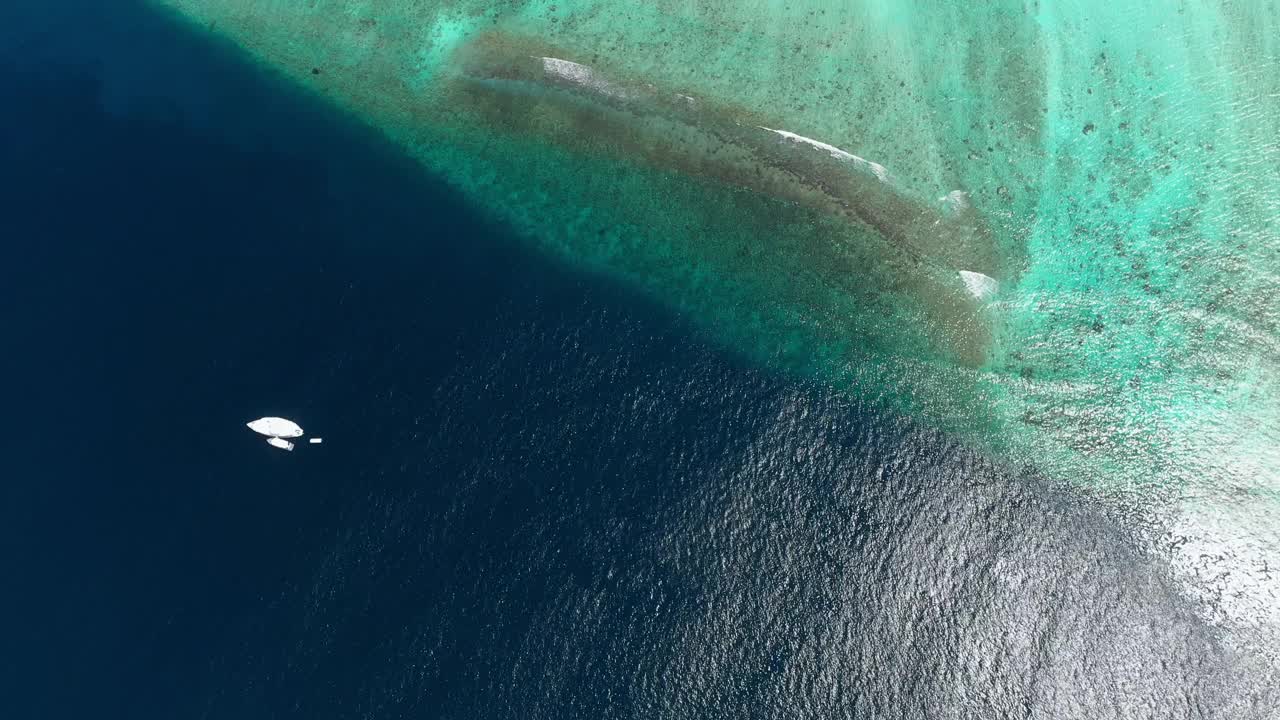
[958,270,999,300]
[537,56,621,97]
[940,189,970,212]
[758,126,890,182]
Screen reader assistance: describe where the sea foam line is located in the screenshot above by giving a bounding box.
[758,126,890,182]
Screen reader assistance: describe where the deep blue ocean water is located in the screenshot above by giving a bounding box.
[2,3,1274,719]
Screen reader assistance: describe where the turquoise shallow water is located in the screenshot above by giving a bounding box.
[150,0,1279,655]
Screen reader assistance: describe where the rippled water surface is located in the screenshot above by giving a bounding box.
[2,1,1277,718]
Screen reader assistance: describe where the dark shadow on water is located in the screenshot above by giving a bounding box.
[0,2,1273,719]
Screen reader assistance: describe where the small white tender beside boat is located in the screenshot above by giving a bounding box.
[266,437,295,451]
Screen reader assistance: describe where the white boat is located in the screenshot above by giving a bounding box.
[246,416,304,438]
[265,437,295,451]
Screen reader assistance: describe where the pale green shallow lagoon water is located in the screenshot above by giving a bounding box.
[152,0,1279,638]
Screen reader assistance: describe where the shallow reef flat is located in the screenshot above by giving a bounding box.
[151,0,1280,630]
[447,30,1008,364]
[149,0,1028,419]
